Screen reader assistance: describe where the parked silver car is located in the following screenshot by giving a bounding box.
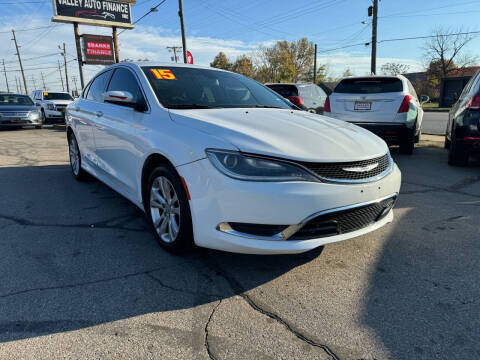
[325,75,429,154]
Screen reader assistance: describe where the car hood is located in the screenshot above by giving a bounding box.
[0,105,36,112]
[169,108,388,162]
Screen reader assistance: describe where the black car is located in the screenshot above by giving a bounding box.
[0,94,42,129]
[445,70,480,166]
[265,83,329,114]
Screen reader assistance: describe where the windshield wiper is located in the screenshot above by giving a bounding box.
[168,104,218,109]
[251,105,286,109]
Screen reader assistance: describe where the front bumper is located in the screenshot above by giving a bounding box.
[177,158,402,254]
[0,118,42,127]
[45,109,66,120]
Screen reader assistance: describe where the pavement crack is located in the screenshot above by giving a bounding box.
[144,272,221,298]
[204,300,222,360]
[403,181,480,199]
[0,268,164,299]
[204,259,340,360]
[0,213,149,233]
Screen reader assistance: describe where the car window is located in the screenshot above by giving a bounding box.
[87,70,112,102]
[265,84,299,97]
[0,94,34,105]
[335,77,403,94]
[143,66,291,109]
[107,68,145,105]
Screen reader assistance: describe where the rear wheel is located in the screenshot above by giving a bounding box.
[399,139,414,155]
[444,136,451,149]
[448,137,469,166]
[68,133,89,180]
[146,164,194,254]
[41,109,47,124]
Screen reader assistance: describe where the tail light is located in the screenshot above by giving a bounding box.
[465,94,480,109]
[397,95,412,113]
[324,96,331,112]
[287,96,303,107]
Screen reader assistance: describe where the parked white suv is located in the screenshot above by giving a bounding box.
[324,76,429,154]
[31,90,74,124]
[66,62,401,254]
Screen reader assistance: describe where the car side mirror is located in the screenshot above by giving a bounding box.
[419,95,430,104]
[103,90,134,105]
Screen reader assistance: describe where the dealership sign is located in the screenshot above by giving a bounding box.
[52,0,134,28]
[82,34,115,65]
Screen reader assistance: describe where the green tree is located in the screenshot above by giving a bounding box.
[232,55,255,78]
[342,68,354,77]
[210,52,232,70]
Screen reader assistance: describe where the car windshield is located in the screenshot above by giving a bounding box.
[266,84,299,97]
[43,92,73,101]
[0,95,34,106]
[142,66,293,109]
[335,77,403,94]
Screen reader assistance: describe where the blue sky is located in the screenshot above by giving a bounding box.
[1,0,480,91]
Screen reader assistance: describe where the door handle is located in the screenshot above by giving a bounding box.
[95,111,103,117]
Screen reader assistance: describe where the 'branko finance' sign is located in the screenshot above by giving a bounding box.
[82,34,115,65]
[52,0,134,28]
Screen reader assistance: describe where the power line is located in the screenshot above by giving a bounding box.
[118,0,167,35]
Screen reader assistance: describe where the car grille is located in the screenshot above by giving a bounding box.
[290,196,396,240]
[298,153,390,182]
[0,111,29,118]
[55,105,67,110]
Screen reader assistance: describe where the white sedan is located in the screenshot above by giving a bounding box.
[66,62,401,254]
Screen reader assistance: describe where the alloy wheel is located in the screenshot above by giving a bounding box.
[69,136,80,176]
[150,176,181,243]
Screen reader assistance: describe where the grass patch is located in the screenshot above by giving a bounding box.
[422,102,450,112]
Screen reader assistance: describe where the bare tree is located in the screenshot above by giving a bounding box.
[424,27,477,80]
[381,62,410,76]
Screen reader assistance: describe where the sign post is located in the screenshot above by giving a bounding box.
[51,0,134,90]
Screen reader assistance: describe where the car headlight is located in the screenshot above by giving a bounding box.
[206,149,319,182]
[47,103,55,110]
[27,111,41,121]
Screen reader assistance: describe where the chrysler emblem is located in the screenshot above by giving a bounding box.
[343,163,379,172]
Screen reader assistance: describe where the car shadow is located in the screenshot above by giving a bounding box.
[362,146,480,359]
[0,164,323,343]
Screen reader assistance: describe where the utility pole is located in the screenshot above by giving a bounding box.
[313,43,317,84]
[15,77,20,93]
[60,43,70,93]
[72,75,78,94]
[40,72,47,90]
[58,60,65,91]
[31,75,37,90]
[178,0,187,63]
[2,59,9,93]
[12,30,28,94]
[167,46,182,63]
[112,26,120,63]
[369,0,378,75]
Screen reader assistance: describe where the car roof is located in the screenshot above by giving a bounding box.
[106,61,226,73]
[339,75,407,81]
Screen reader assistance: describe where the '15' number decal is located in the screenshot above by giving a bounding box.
[151,69,176,80]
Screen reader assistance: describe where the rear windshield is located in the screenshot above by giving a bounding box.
[0,95,34,106]
[265,84,298,97]
[335,77,403,94]
[43,92,73,101]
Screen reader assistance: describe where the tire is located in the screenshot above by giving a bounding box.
[399,139,414,155]
[414,130,421,143]
[448,137,469,166]
[145,164,194,254]
[68,132,89,180]
[35,125,43,129]
[444,136,451,149]
[41,109,47,125]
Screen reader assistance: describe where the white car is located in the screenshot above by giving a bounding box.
[324,75,429,154]
[31,90,74,124]
[66,62,401,254]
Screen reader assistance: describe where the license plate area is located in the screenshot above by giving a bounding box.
[354,101,371,111]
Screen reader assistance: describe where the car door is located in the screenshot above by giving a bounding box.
[92,67,149,197]
[71,70,113,169]
[447,72,478,139]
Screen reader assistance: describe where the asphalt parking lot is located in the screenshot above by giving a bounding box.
[0,127,479,360]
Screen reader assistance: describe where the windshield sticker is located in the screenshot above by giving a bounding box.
[151,69,176,80]
[43,92,49,96]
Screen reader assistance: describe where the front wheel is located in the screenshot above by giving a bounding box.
[146,165,194,254]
